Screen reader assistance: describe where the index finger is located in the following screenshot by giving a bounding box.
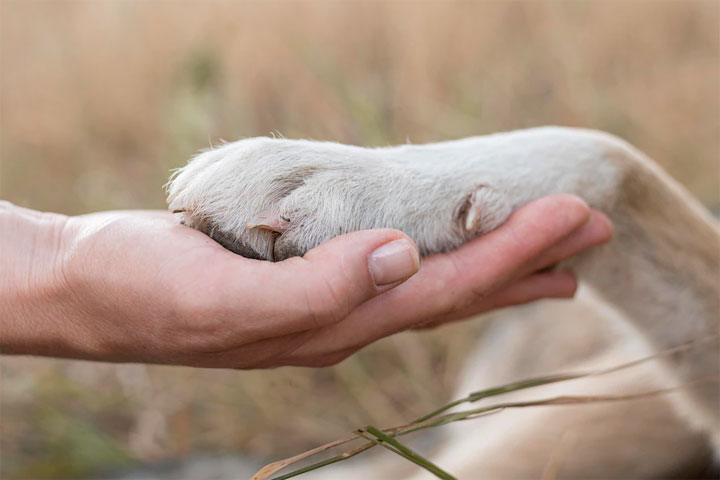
[286,194,593,356]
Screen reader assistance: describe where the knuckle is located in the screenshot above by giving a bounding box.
[302,277,348,328]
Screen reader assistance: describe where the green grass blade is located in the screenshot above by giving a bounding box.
[365,426,457,480]
[412,373,582,424]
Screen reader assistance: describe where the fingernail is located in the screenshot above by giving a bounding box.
[368,239,420,287]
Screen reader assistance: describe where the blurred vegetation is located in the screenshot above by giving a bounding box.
[1,1,718,478]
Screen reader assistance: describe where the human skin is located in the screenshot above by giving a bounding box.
[0,195,612,368]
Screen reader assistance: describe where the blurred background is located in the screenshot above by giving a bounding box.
[1,1,718,478]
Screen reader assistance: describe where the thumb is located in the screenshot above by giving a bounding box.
[282,229,420,327]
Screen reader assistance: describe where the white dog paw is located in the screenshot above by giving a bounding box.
[166,137,513,261]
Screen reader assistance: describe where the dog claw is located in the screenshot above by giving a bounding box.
[462,190,484,232]
[246,212,290,234]
[464,197,481,232]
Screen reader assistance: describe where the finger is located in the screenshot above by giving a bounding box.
[288,229,420,325]
[412,269,578,329]
[440,194,590,295]
[520,211,613,276]
[287,195,592,356]
[209,228,420,341]
[230,270,578,367]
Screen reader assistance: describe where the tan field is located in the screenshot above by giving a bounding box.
[1,1,718,478]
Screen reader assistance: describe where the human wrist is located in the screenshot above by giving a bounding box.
[0,202,85,357]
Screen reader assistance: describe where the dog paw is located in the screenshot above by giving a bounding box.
[166,137,513,261]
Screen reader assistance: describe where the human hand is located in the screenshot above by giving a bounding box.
[0,194,611,368]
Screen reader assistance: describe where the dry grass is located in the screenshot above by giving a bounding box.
[257,336,720,479]
[1,1,718,478]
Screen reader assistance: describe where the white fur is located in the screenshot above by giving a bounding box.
[167,127,619,259]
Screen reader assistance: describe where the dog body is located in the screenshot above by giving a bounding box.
[406,287,714,479]
[167,127,720,477]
